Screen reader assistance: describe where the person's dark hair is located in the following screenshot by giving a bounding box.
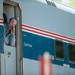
[9,17,16,23]
[3,13,8,24]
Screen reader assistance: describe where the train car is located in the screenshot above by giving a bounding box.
[0,0,75,75]
[21,0,75,75]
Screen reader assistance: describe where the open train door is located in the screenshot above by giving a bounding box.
[3,0,22,75]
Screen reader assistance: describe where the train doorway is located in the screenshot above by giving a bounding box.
[3,0,22,75]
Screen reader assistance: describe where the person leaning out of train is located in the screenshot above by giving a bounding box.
[5,18,17,47]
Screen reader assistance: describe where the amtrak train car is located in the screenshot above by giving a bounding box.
[21,0,75,75]
[0,0,75,75]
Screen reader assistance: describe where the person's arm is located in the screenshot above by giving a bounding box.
[6,26,12,36]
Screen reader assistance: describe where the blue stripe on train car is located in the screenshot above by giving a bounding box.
[22,31,75,68]
[22,31,54,59]
[0,26,4,53]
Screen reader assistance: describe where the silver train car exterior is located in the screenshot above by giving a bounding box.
[0,0,75,75]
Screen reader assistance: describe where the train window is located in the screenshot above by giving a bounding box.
[69,44,75,62]
[55,40,64,59]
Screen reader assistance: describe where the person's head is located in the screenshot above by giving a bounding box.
[9,18,17,27]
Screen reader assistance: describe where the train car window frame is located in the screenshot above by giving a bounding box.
[55,40,64,60]
[68,43,75,63]
[3,1,22,75]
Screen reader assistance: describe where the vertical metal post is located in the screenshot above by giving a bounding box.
[16,21,21,75]
[15,4,22,75]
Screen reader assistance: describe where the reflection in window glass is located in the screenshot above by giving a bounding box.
[55,40,64,59]
[69,44,75,62]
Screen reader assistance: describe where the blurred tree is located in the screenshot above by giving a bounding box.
[53,0,75,8]
[70,0,75,8]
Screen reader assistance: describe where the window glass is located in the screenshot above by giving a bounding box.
[55,40,64,59]
[69,44,75,62]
